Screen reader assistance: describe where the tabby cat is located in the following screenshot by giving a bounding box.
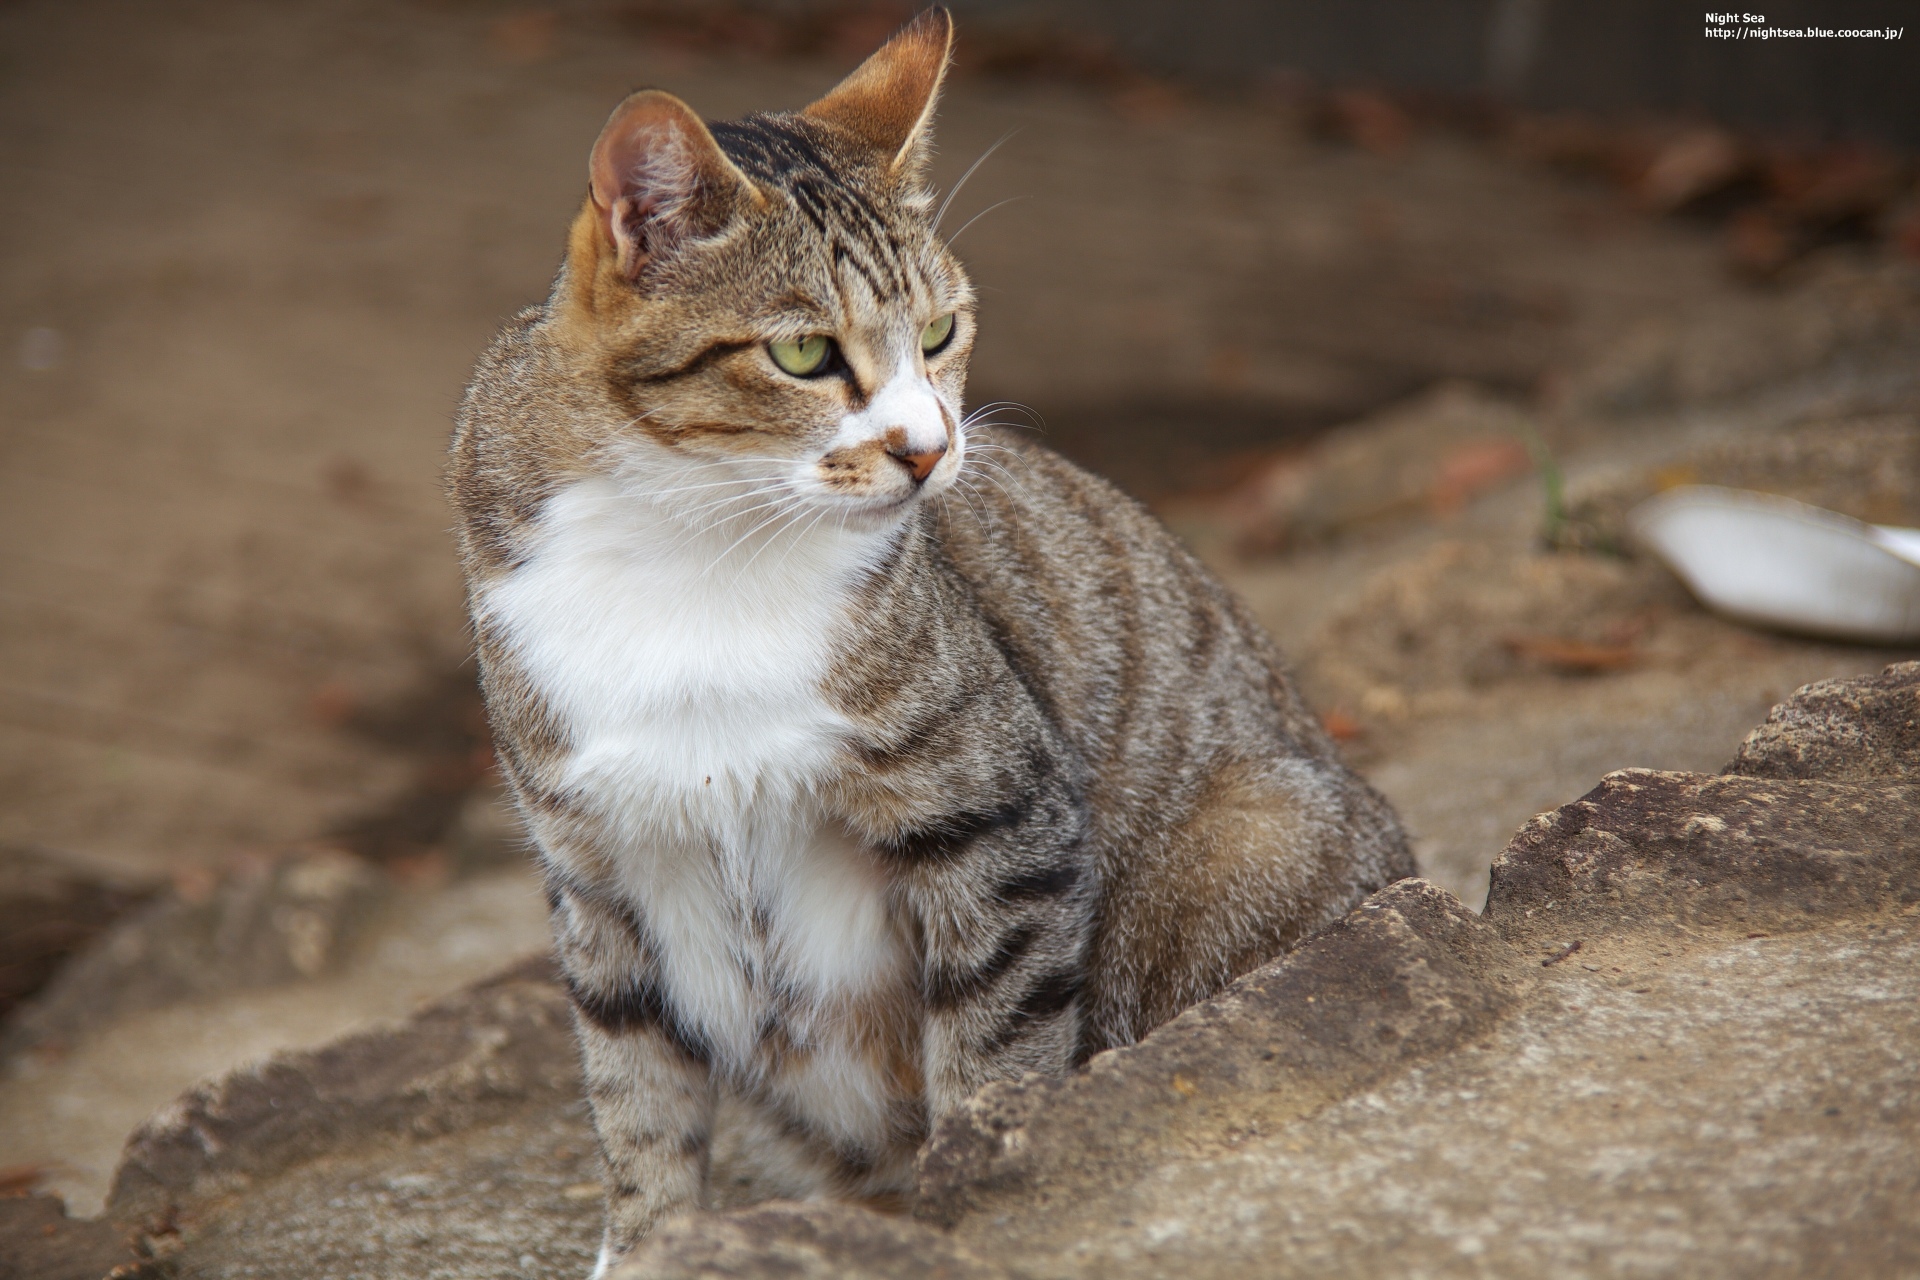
[449,9,1412,1273]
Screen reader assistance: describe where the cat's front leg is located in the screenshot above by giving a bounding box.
[896,783,1099,1119]
[549,878,715,1276]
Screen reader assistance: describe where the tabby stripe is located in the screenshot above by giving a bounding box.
[851,687,965,769]
[631,340,754,385]
[789,178,838,236]
[923,922,1038,1009]
[711,120,835,180]
[565,972,711,1065]
[833,241,890,304]
[878,788,1038,862]
[995,861,1082,902]
[974,607,1069,742]
[979,969,1084,1055]
[764,1100,879,1177]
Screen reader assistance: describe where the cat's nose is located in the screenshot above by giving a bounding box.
[888,443,946,484]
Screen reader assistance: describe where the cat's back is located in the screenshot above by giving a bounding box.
[929,427,1412,1045]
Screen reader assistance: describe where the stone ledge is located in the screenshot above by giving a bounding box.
[105,954,568,1225]
[1484,768,1920,948]
[914,878,1528,1230]
[615,1203,1007,1280]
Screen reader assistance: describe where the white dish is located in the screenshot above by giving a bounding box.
[1627,485,1920,644]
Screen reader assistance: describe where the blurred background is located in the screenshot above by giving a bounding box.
[2,0,1917,1224]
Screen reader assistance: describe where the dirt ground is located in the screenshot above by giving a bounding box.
[2,0,1917,1223]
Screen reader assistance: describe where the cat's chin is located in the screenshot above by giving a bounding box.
[808,488,935,527]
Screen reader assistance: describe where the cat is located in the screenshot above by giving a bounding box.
[449,9,1413,1274]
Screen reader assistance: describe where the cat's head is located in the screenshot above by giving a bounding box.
[554,8,973,527]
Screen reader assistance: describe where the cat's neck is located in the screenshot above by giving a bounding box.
[479,465,910,837]
[544,459,906,598]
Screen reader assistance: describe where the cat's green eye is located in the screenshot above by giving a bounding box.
[769,334,832,377]
[921,313,955,355]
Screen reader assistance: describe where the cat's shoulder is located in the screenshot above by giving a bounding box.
[449,305,584,577]
[938,425,1178,556]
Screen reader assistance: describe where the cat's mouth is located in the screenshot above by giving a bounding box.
[823,486,933,521]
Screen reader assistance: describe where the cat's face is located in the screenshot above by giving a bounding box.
[556,10,973,531]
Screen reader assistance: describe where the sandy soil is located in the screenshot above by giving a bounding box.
[2,0,1916,1221]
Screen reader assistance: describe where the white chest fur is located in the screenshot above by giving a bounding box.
[480,476,914,1141]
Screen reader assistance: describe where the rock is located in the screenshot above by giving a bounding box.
[914,879,1528,1235]
[107,955,572,1222]
[1726,660,1920,783]
[908,665,1920,1277]
[635,664,1920,1277]
[613,1203,1007,1280]
[3,847,384,1056]
[104,955,600,1278]
[1550,257,1920,419]
[0,846,157,1024]
[0,1191,141,1280]
[1483,767,1920,945]
[36,667,1917,1279]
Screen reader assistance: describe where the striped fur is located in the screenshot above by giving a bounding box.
[448,11,1412,1273]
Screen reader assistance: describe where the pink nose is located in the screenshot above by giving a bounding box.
[890,444,946,483]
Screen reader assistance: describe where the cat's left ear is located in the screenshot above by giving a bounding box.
[803,7,953,178]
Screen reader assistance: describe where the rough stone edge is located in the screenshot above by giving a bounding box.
[104,952,566,1225]
[1483,767,1920,948]
[1725,659,1920,782]
[912,877,1529,1229]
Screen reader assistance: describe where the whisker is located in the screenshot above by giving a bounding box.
[945,196,1025,246]
[677,488,785,522]
[960,468,1014,507]
[738,499,825,575]
[963,400,1045,432]
[956,475,1006,525]
[649,491,798,562]
[963,455,1031,501]
[701,501,803,578]
[934,130,1017,232]
[642,478,767,500]
[962,441,1032,468]
[966,457,1025,488]
[694,494,797,538]
[961,422,1041,439]
[768,504,834,575]
[947,471,989,526]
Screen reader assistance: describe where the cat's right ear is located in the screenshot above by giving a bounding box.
[588,90,762,280]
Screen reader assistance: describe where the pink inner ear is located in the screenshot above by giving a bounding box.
[588,93,713,277]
